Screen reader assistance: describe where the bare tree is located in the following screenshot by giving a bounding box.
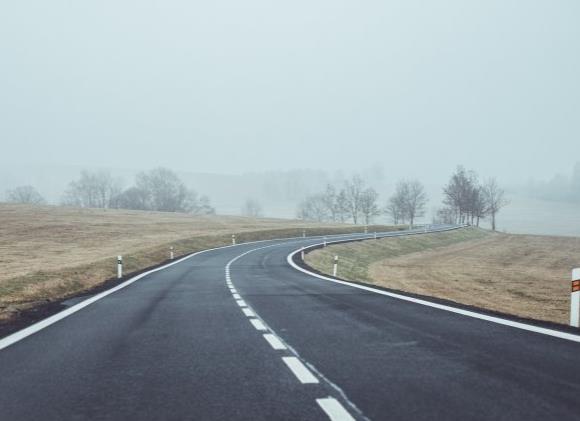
[242,198,263,218]
[482,178,508,231]
[62,170,122,209]
[5,185,46,205]
[385,186,407,225]
[297,194,328,222]
[335,189,350,223]
[343,175,365,224]
[113,186,149,210]
[404,180,428,226]
[443,166,481,224]
[359,188,380,225]
[320,184,339,222]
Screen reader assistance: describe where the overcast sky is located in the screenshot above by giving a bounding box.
[1,1,578,183]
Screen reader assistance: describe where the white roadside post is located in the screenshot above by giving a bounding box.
[571,268,580,327]
[333,255,338,277]
[170,246,174,260]
[232,234,236,246]
[374,232,377,240]
[303,229,306,238]
[323,236,327,247]
[301,246,305,260]
[117,256,123,279]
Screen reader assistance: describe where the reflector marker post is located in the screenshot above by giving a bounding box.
[571,268,580,327]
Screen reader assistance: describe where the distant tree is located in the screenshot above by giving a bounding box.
[192,194,216,215]
[343,175,365,224]
[335,189,350,223]
[433,207,456,224]
[443,166,480,224]
[320,184,339,222]
[134,168,188,212]
[62,170,122,209]
[297,194,329,222]
[404,180,428,226]
[242,198,263,218]
[482,178,508,231]
[359,188,380,225]
[5,185,46,205]
[113,186,149,211]
[384,185,407,225]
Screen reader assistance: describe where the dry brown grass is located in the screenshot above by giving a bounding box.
[306,228,580,325]
[0,203,386,321]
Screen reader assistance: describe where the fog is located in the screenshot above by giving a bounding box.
[1,1,579,232]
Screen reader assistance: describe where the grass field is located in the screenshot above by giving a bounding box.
[0,203,394,322]
[305,228,580,325]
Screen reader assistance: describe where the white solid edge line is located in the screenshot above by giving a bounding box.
[242,308,255,317]
[282,356,319,384]
[317,398,356,421]
[233,293,241,300]
[250,318,267,331]
[0,246,210,351]
[287,242,580,344]
[0,228,405,352]
[263,333,287,350]
[236,299,247,307]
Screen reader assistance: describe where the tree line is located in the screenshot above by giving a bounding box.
[4,167,215,215]
[3,166,510,230]
[437,166,508,231]
[297,176,427,226]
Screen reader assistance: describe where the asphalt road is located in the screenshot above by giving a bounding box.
[1,226,580,420]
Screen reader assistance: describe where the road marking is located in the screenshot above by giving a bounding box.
[236,299,247,307]
[250,318,267,331]
[242,308,255,317]
[263,333,287,350]
[282,356,319,384]
[317,398,355,421]
[233,293,241,300]
[230,288,237,293]
[287,231,580,344]
[0,229,393,352]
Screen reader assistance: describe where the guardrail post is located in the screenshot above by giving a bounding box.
[333,255,338,277]
[571,268,580,327]
[117,256,123,279]
[170,246,174,260]
[232,234,236,246]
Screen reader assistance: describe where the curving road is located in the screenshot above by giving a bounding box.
[1,226,580,420]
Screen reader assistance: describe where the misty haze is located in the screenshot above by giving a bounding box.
[1,2,580,421]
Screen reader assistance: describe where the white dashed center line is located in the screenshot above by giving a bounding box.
[242,308,255,317]
[249,318,267,331]
[282,357,319,384]
[316,398,356,421]
[263,333,287,350]
[225,242,360,421]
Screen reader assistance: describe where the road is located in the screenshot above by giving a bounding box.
[1,226,580,420]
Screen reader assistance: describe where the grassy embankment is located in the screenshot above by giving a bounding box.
[0,203,398,322]
[305,227,580,325]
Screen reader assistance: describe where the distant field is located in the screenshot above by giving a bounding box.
[305,228,580,325]
[0,204,387,322]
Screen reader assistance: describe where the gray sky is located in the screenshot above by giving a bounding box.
[1,1,578,183]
